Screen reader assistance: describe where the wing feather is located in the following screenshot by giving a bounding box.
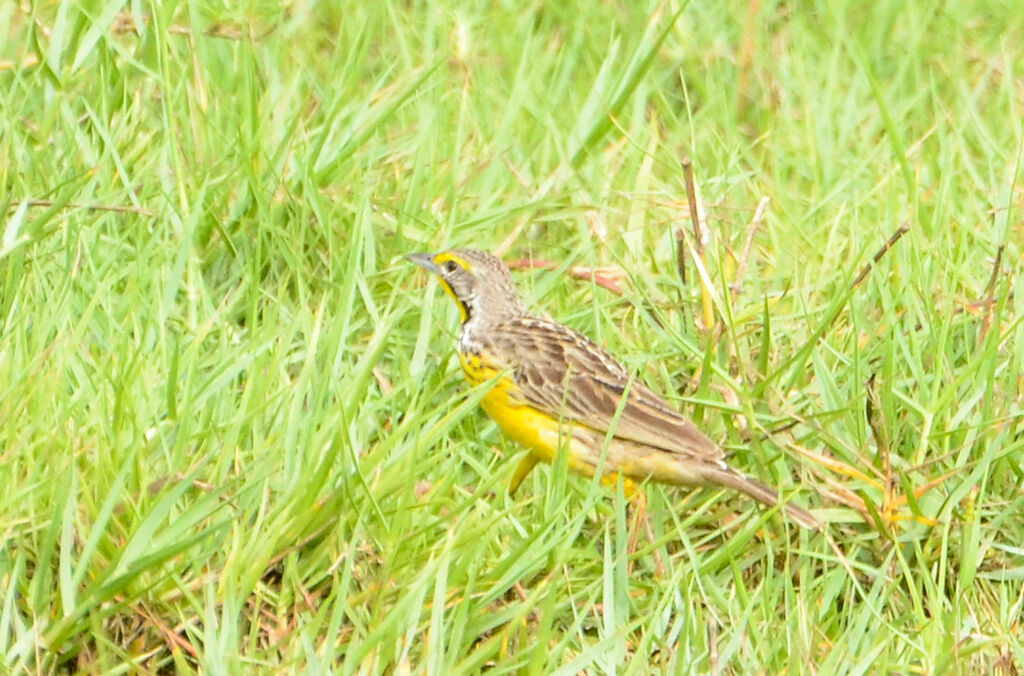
[485,316,723,461]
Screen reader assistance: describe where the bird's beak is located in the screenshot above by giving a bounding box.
[405,252,438,273]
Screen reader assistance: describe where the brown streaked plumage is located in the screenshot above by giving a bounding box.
[407,248,819,530]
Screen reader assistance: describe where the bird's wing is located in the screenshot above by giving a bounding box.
[488,316,724,461]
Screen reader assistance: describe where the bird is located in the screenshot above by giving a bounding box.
[406,248,819,530]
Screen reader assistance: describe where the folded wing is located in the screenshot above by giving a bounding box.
[488,316,724,462]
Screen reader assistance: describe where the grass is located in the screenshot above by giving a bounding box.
[1,0,1022,672]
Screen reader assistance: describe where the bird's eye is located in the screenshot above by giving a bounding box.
[444,261,459,274]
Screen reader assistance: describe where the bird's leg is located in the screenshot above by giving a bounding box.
[601,473,647,557]
[508,453,541,495]
[627,486,648,558]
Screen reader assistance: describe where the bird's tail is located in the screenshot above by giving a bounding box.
[702,463,820,531]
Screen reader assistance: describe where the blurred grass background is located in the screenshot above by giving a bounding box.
[1,0,1022,672]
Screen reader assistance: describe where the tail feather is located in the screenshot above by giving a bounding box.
[703,463,820,531]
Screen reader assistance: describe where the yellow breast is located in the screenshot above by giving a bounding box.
[459,350,562,462]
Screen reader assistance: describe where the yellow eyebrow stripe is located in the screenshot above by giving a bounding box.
[434,251,473,271]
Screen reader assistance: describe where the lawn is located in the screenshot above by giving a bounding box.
[1,0,1022,673]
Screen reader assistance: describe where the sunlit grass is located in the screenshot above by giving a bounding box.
[1,0,1022,673]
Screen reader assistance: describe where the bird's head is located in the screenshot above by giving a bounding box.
[406,248,525,325]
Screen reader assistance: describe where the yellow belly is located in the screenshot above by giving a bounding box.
[479,380,562,461]
[477,379,603,479]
